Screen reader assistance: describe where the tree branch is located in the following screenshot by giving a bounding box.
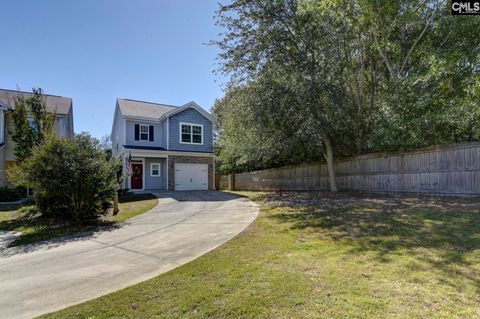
[399,14,433,75]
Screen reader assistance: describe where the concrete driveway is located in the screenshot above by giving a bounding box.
[0,191,258,319]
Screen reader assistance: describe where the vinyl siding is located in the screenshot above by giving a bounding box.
[111,110,125,158]
[4,112,75,162]
[168,108,213,153]
[144,158,166,189]
[125,120,165,148]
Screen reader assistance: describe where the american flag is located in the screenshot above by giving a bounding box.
[125,153,133,176]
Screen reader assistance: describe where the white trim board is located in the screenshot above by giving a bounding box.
[166,118,169,150]
[126,150,213,157]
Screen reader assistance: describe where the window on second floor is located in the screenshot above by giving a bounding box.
[27,117,39,132]
[180,123,203,144]
[140,124,149,140]
[134,124,154,142]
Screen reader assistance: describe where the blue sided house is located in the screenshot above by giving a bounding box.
[111,98,215,191]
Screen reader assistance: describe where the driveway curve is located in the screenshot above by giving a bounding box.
[0,191,258,319]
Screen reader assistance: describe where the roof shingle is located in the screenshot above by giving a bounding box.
[117,98,177,119]
[0,89,72,115]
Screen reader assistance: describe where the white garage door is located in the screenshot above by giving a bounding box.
[175,164,208,190]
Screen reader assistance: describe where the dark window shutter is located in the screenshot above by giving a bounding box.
[149,125,154,141]
[134,124,139,140]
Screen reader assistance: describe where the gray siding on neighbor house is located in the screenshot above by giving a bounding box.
[125,120,165,148]
[144,158,167,189]
[4,112,71,162]
[168,108,213,153]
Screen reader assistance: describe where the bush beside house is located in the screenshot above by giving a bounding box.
[10,133,120,221]
[0,186,25,202]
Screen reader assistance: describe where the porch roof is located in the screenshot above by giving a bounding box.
[123,145,167,151]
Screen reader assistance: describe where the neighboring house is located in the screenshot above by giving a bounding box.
[111,98,215,191]
[0,89,74,186]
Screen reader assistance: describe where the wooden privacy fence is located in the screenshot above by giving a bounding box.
[217,142,480,196]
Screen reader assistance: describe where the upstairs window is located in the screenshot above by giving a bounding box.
[27,117,39,132]
[134,124,154,142]
[180,123,203,144]
[140,124,149,141]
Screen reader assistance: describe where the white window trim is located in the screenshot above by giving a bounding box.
[166,118,170,150]
[150,162,161,177]
[179,122,203,145]
[139,124,149,141]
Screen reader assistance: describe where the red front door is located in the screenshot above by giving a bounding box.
[131,163,143,189]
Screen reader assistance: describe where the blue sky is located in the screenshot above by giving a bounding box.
[0,0,226,139]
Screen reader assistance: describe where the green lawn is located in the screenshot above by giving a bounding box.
[0,193,158,247]
[41,191,480,319]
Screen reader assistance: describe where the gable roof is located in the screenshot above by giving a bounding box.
[159,101,215,122]
[116,98,177,119]
[112,98,215,140]
[0,89,72,115]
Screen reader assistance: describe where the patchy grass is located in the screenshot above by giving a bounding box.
[42,191,480,319]
[0,200,34,222]
[0,193,158,247]
[111,193,158,222]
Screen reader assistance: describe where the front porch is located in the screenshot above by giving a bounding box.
[125,156,167,192]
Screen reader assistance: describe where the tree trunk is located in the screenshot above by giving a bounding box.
[323,137,338,192]
[113,187,119,215]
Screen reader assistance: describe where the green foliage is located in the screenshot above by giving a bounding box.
[213,0,480,174]
[10,133,120,221]
[11,88,56,163]
[213,1,353,177]
[364,0,480,150]
[0,186,25,202]
[213,79,325,174]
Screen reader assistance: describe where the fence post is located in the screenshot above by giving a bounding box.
[228,173,235,190]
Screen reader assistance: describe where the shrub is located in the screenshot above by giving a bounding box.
[0,186,25,202]
[118,188,130,196]
[10,133,120,221]
[17,204,38,215]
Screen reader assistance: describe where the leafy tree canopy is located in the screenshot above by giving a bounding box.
[11,88,56,162]
[213,0,480,182]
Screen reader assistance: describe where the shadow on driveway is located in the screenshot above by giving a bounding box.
[0,223,124,258]
[151,190,244,202]
[0,191,246,258]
